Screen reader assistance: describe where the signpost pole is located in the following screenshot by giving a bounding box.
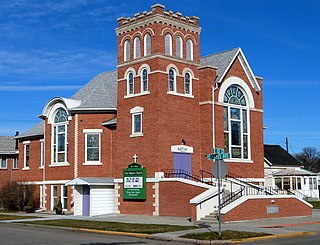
[217,159,222,237]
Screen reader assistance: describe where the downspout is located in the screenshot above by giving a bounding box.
[212,81,219,149]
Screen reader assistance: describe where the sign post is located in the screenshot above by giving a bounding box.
[207,148,229,237]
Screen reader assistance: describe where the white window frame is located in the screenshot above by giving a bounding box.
[223,85,251,161]
[0,155,7,169]
[51,185,58,210]
[165,33,172,55]
[134,36,141,59]
[144,33,151,56]
[186,39,193,60]
[40,185,45,209]
[83,129,102,165]
[40,139,44,168]
[61,185,68,210]
[124,40,131,61]
[130,107,144,137]
[176,36,183,58]
[23,141,30,170]
[13,156,18,169]
[51,109,68,165]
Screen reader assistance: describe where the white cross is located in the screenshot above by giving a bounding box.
[133,154,138,163]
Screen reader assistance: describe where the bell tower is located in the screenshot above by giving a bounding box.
[114,4,202,177]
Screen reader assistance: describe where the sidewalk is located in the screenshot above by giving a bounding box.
[1,210,320,243]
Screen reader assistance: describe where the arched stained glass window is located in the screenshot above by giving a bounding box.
[52,108,68,163]
[134,37,141,59]
[144,34,151,56]
[168,68,176,92]
[223,85,249,159]
[127,72,134,95]
[176,36,182,58]
[141,68,148,92]
[124,40,131,61]
[184,72,192,94]
[186,39,193,60]
[165,33,172,55]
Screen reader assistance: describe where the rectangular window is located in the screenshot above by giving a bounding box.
[62,185,68,209]
[0,155,7,169]
[40,140,44,167]
[133,114,142,134]
[24,142,30,168]
[40,185,45,208]
[13,156,18,169]
[85,133,100,162]
[52,185,58,210]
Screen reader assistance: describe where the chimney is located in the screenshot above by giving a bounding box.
[15,131,19,149]
[152,3,165,15]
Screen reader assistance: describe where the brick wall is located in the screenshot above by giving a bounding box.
[222,197,312,222]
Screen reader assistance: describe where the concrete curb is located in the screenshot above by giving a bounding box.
[231,231,316,243]
[77,228,148,238]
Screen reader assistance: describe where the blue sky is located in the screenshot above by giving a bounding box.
[0,0,319,154]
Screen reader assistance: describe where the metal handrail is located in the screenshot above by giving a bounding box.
[161,169,215,186]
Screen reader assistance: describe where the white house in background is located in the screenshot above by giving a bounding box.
[264,144,319,199]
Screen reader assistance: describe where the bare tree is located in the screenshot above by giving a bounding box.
[295,147,320,172]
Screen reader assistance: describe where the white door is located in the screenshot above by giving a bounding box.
[90,186,115,216]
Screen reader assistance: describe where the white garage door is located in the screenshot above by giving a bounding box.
[90,186,115,216]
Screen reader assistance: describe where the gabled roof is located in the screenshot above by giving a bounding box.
[273,168,317,176]
[65,177,114,186]
[264,144,300,167]
[0,136,18,154]
[15,122,44,139]
[70,70,117,110]
[200,47,261,92]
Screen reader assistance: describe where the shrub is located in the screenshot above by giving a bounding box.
[0,181,35,211]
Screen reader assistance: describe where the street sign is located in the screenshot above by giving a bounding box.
[212,160,228,179]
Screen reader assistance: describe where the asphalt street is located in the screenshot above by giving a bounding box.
[0,223,186,245]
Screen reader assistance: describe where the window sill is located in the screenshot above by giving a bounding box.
[124,91,150,99]
[22,167,30,170]
[49,162,70,167]
[39,166,44,169]
[130,133,143,138]
[224,159,253,163]
[0,167,8,170]
[83,162,103,166]
[167,91,194,98]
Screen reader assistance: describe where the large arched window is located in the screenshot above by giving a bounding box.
[176,36,183,58]
[52,108,68,163]
[165,33,172,55]
[144,33,151,56]
[134,37,141,59]
[184,72,192,95]
[124,40,131,61]
[186,39,193,60]
[127,72,134,95]
[168,68,176,92]
[141,68,148,92]
[223,85,249,159]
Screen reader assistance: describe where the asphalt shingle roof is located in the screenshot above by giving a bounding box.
[200,48,240,82]
[0,136,17,154]
[15,122,44,139]
[71,70,117,109]
[264,144,300,167]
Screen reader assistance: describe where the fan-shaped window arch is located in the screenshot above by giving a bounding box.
[223,85,249,160]
[144,33,151,56]
[52,108,68,163]
[186,39,193,60]
[134,36,141,59]
[165,33,172,55]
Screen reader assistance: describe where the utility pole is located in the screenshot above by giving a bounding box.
[285,137,289,152]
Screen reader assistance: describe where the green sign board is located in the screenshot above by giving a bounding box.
[207,148,230,160]
[123,162,146,200]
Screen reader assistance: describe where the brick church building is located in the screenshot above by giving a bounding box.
[1,4,311,221]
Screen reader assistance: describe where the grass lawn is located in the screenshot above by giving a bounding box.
[0,214,38,221]
[22,219,198,234]
[181,230,270,240]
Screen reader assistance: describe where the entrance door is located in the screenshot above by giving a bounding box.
[82,186,90,216]
[173,152,192,177]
